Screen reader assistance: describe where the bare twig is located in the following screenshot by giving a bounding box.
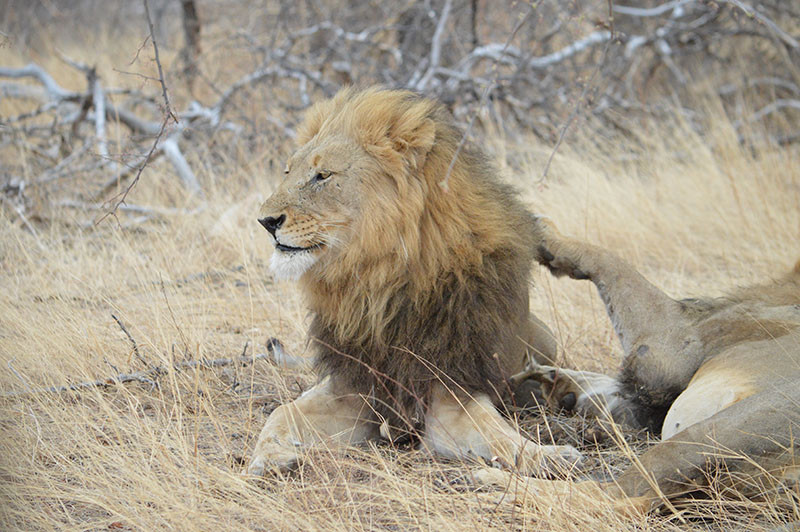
[439,8,533,191]
[95,115,171,224]
[143,0,177,122]
[415,0,452,91]
[540,5,616,183]
[2,350,274,398]
[97,0,182,223]
[111,313,145,367]
[719,0,799,49]
[7,358,33,394]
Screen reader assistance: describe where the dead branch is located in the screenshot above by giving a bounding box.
[613,1,694,17]
[719,0,799,49]
[98,0,181,221]
[528,30,612,69]
[111,313,145,366]
[160,135,201,194]
[414,0,452,91]
[0,63,79,100]
[3,0,800,232]
[142,0,176,122]
[2,340,286,399]
[58,198,192,217]
[92,72,108,158]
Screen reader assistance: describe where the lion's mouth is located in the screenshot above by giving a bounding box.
[275,241,324,253]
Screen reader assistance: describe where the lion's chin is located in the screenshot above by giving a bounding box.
[269,248,319,281]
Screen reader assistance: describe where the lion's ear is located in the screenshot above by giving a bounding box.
[390,116,436,170]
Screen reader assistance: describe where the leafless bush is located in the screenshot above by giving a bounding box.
[1,0,798,224]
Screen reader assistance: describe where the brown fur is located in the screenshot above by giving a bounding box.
[288,88,539,424]
[249,88,570,477]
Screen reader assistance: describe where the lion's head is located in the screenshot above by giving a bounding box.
[257,87,542,421]
[258,87,436,281]
[258,87,524,284]
[258,87,535,355]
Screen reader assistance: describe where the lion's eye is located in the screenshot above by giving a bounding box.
[313,170,332,182]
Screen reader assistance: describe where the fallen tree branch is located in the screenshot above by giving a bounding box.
[719,0,799,49]
[2,340,285,398]
[111,313,145,366]
[160,135,201,194]
[414,0,452,91]
[58,198,193,217]
[0,63,79,100]
[92,72,108,158]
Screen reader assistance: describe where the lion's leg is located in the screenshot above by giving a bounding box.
[474,380,800,516]
[247,376,379,476]
[535,218,688,355]
[525,312,558,365]
[422,384,583,475]
[472,467,654,517]
[610,378,800,508]
[534,219,706,419]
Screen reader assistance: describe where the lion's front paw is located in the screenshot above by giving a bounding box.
[246,438,302,477]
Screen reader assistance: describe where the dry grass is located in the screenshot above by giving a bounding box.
[2,17,800,532]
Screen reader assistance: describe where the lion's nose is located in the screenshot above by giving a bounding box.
[258,214,285,236]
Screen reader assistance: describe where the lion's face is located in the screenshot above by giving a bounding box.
[258,88,441,282]
[258,134,382,280]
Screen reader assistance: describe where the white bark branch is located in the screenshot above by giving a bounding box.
[415,0,452,91]
[749,98,800,122]
[0,63,79,100]
[453,30,612,79]
[92,75,108,158]
[528,31,612,69]
[719,0,799,49]
[613,1,695,17]
[160,135,201,195]
[0,81,47,101]
[58,198,192,216]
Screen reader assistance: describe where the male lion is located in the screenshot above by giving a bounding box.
[248,87,580,476]
[493,218,800,514]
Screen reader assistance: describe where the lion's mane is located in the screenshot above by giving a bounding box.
[296,88,537,425]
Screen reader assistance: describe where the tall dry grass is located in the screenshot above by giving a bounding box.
[2,14,799,532]
[2,107,798,530]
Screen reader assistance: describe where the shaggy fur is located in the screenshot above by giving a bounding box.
[293,88,538,425]
[249,88,579,478]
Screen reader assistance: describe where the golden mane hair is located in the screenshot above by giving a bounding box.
[295,88,538,424]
